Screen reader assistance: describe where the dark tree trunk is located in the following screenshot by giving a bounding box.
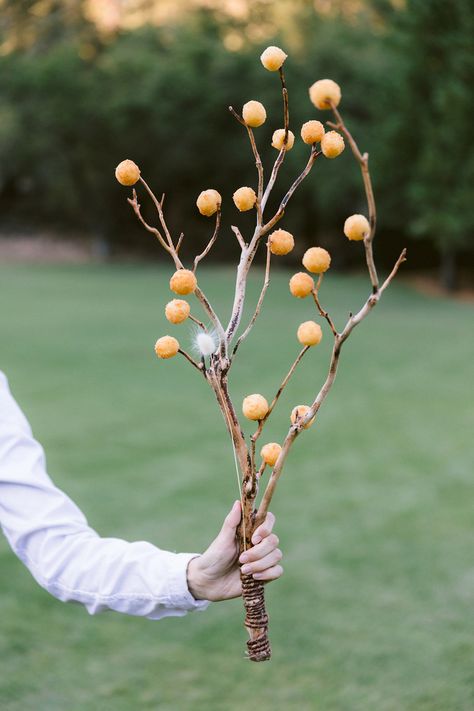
[440,247,457,292]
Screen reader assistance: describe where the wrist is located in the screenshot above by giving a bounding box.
[186,555,210,601]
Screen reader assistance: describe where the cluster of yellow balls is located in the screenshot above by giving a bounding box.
[242,395,315,470]
[151,268,200,360]
[234,46,346,161]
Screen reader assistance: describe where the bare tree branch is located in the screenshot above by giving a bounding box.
[312,275,338,337]
[232,243,271,357]
[178,348,204,373]
[231,225,246,250]
[327,104,378,293]
[251,346,310,445]
[193,209,221,272]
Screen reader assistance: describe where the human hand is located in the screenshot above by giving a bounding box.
[186,501,283,602]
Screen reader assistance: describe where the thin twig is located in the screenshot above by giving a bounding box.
[178,348,204,373]
[189,314,207,331]
[247,126,263,225]
[140,178,176,255]
[327,104,378,293]
[260,68,289,213]
[127,191,171,255]
[193,210,221,271]
[252,346,310,445]
[262,147,321,235]
[255,249,407,528]
[232,243,271,357]
[231,225,247,250]
[229,106,264,226]
[312,275,338,337]
[176,232,184,253]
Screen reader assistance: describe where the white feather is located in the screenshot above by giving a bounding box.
[195,331,217,357]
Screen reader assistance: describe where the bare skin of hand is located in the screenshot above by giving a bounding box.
[186,501,283,602]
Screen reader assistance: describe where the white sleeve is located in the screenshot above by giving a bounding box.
[0,371,209,619]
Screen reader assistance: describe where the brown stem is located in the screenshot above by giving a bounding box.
[260,69,289,213]
[327,105,378,293]
[178,348,203,373]
[193,209,221,272]
[189,314,207,331]
[255,250,407,527]
[232,243,271,358]
[252,346,309,445]
[312,276,338,336]
[262,147,321,235]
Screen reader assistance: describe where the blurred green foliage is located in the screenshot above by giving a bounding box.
[0,0,472,279]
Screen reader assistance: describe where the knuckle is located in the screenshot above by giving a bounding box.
[275,548,283,562]
[269,533,279,547]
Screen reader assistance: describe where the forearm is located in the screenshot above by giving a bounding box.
[0,372,208,618]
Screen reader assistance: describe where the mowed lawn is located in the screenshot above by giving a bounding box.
[0,263,473,711]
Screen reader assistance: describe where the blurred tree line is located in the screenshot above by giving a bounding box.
[0,0,472,287]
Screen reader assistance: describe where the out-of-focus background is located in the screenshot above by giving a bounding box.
[0,1,473,710]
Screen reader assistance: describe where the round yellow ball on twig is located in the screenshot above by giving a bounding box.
[289,272,314,298]
[272,129,295,151]
[309,79,341,110]
[155,336,179,359]
[269,229,294,256]
[300,120,325,145]
[196,189,221,216]
[242,100,267,128]
[169,269,197,295]
[260,46,287,72]
[165,299,190,324]
[233,186,257,212]
[321,131,345,159]
[115,159,140,186]
[302,247,331,274]
[261,443,282,467]
[291,405,315,429]
[297,321,323,347]
[242,394,269,421]
[344,214,370,241]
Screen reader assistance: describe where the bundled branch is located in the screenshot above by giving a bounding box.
[115,44,406,662]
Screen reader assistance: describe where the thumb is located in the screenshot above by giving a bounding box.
[219,500,241,541]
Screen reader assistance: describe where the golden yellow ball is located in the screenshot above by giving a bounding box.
[242,394,269,421]
[115,159,140,186]
[291,405,315,429]
[300,120,325,145]
[196,189,221,216]
[289,272,314,298]
[308,79,341,110]
[297,321,323,347]
[343,214,370,241]
[165,299,190,324]
[302,246,331,274]
[154,336,179,359]
[169,269,197,295]
[321,131,345,159]
[269,229,294,256]
[233,186,257,212]
[260,46,287,71]
[260,442,282,467]
[242,100,267,128]
[271,129,295,151]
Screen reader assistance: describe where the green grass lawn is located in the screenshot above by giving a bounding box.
[0,263,473,711]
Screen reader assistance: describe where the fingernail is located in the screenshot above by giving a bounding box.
[241,564,251,574]
[239,553,249,563]
[252,535,262,544]
[253,573,262,580]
